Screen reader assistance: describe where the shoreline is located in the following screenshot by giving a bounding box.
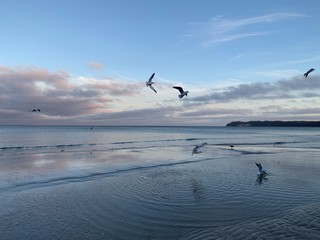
[226,120,320,127]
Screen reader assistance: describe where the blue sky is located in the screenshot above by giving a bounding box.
[1,0,320,126]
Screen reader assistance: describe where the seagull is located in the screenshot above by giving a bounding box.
[173,86,189,98]
[304,68,315,78]
[273,142,281,147]
[146,72,157,93]
[192,142,207,155]
[229,145,234,150]
[255,162,268,177]
[31,109,41,112]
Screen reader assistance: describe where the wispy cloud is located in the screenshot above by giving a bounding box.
[188,12,306,47]
[203,32,268,47]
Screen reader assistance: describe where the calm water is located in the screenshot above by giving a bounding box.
[1,126,320,239]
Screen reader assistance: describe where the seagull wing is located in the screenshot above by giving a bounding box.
[173,86,184,94]
[193,146,199,152]
[148,73,155,82]
[304,68,315,78]
[149,85,157,93]
[192,146,200,155]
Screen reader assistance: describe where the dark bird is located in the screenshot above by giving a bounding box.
[146,73,157,93]
[32,109,41,112]
[229,145,234,150]
[173,86,189,98]
[304,68,315,78]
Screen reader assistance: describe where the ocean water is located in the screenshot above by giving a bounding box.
[0,125,320,239]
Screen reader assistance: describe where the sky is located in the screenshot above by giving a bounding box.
[1,0,320,126]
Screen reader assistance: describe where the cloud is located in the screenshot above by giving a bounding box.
[181,108,254,118]
[188,12,306,47]
[87,61,104,70]
[79,106,187,126]
[203,32,268,47]
[1,65,320,126]
[0,66,143,124]
[191,74,320,103]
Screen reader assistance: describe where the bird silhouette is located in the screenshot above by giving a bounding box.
[146,73,157,93]
[304,68,315,78]
[173,86,189,98]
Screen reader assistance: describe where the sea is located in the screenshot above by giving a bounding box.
[0,125,320,240]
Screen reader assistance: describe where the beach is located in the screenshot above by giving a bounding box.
[1,126,320,239]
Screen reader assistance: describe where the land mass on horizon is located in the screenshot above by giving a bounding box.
[226,120,320,127]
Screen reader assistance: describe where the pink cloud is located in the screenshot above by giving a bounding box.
[87,61,104,70]
[0,66,143,124]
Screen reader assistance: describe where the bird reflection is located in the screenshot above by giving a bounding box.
[191,178,206,200]
[256,174,268,184]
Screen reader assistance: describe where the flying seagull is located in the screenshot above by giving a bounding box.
[173,86,189,98]
[31,109,41,112]
[192,142,207,155]
[255,162,268,177]
[304,68,315,78]
[146,72,157,93]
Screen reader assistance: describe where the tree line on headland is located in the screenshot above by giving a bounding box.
[226,121,320,127]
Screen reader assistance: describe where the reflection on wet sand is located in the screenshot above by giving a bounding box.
[256,175,268,184]
[191,178,206,200]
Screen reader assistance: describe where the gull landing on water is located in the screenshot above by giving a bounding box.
[256,162,268,177]
[304,68,315,78]
[173,86,189,98]
[192,142,207,155]
[146,73,157,93]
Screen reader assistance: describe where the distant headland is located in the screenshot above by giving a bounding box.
[226,121,320,127]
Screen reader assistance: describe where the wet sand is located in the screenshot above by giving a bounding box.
[1,144,320,239]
